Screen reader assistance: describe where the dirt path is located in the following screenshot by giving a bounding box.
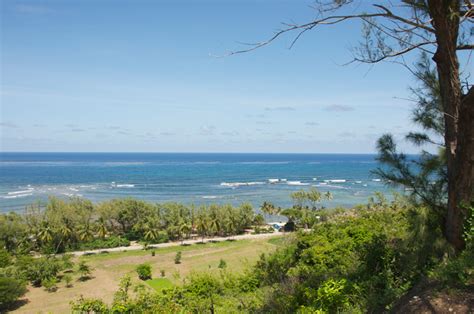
[69,232,282,256]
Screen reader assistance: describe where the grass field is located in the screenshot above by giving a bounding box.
[13,235,287,314]
[146,278,174,291]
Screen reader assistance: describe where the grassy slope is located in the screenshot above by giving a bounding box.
[13,236,285,314]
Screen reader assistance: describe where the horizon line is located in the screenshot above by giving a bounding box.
[0,151,409,155]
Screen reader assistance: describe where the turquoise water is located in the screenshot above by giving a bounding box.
[0,153,396,212]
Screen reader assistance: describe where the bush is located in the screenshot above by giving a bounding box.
[160,269,165,277]
[0,277,27,310]
[78,261,92,281]
[151,250,156,257]
[18,256,64,287]
[218,259,227,269]
[70,297,108,313]
[0,249,12,268]
[136,263,152,280]
[64,274,73,288]
[314,279,351,312]
[42,277,58,292]
[175,251,182,264]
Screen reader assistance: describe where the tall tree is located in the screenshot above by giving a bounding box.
[231,1,473,250]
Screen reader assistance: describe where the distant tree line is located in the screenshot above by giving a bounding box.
[0,187,332,255]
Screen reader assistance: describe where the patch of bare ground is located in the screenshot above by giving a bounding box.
[12,268,119,314]
[392,283,474,314]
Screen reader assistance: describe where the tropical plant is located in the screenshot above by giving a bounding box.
[136,263,152,280]
[0,277,27,310]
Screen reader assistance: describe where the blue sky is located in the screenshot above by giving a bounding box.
[0,0,456,153]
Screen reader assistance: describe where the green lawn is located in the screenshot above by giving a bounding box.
[146,278,174,291]
[13,235,286,314]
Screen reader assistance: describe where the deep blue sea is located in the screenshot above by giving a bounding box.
[0,152,396,213]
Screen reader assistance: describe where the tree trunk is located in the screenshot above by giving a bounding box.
[429,1,473,251]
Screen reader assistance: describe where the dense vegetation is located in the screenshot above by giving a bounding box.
[0,189,330,310]
[0,197,265,256]
[70,197,474,313]
[1,189,472,312]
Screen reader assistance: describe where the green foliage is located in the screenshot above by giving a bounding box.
[77,261,92,281]
[174,251,182,264]
[374,53,447,221]
[0,249,12,268]
[64,274,73,287]
[42,276,58,292]
[0,276,27,310]
[255,201,446,312]
[312,278,350,312]
[218,258,227,269]
[1,197,258,255]
[136,263,152,280]
[18,256,66,287]
[78,236,130,250]
[70,297,108,313]
[429,206,474,288]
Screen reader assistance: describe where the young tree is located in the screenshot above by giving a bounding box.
[231,1,473,251]
[0,277,27,310]
[78,261,92,281]
[374,53,448,219]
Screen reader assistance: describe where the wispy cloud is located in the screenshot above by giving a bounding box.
[199,125,216,136]
[160,132,175,136]
[221,131,239,137]
[256,121,273,125]
[0,122,19,128]
[265,106,295,111]
[71,128,86,132]
[324,104,355,112]
[305,121,319,126]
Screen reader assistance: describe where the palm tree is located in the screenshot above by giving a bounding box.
[77,225,93,242]
[143,220,160,243]
[96,217,108,239]
[55,223,73,253]
[209,217,221,237]
[260,201,279,216]
[178,221,191,245]
[225,217,237,240]
[37,223,53,244]
[195,214,208,242]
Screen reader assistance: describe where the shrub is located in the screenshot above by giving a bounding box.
[136,263,152,280]
[64,274,73,288]
[174,251,182,264]
[218,259,227,269]
[70,297,108,313]
[18,256,64,287]
[42,277,58,292]
[160,269,165,277]
[0,249,12,268]
[151,250,156,257]
[78,261,92,281]
[0,277,27,310]
[314,279,350,312]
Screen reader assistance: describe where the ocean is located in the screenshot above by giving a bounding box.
[0,152,396,213]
